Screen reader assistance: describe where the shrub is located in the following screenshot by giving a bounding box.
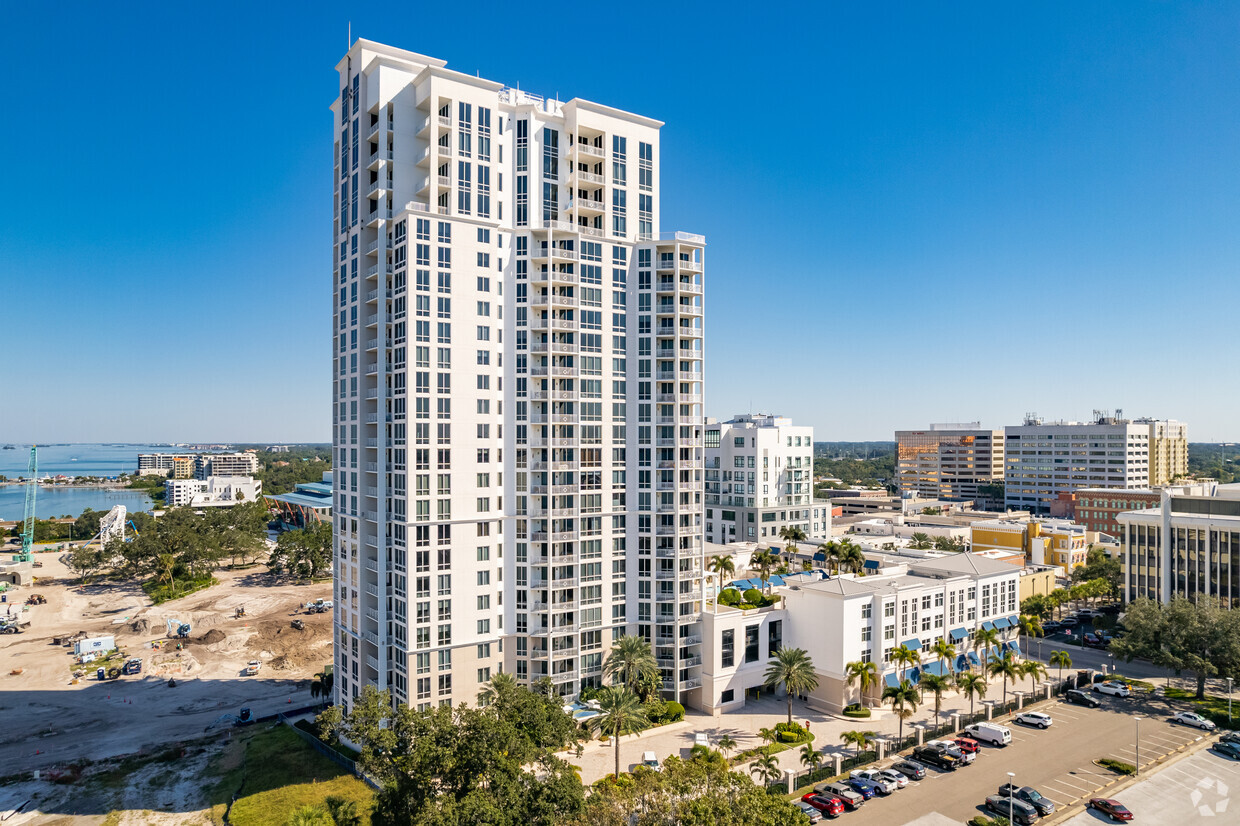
[578,685,601,703]
[1097,758,1135,775]
[643,697,668,724]
[775,721,806,737]
[664,701,685,722]
[843,707,872,719]
[719,588,741,606]
[779,731,799,743]
[743,588,764,605]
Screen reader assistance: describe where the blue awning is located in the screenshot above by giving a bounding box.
[993,617,1010,630]
[923,661,950,677]
[1005,642,1022,657]
[864,559,881,570]
[813,551,826,561]
[956,654,970,671]
[907,667,921,684]
[989,646,1001,661]
[981,621,995,632]
[885,672,901,688]
[1008,615,1020,627]
[770,546,781,554]
[768,575,785,587]
[902,638,922,651]
[967,652,981,667]
[949,627,968,642]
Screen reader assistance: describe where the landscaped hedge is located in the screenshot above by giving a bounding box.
[1097,758,1135,775]
[842,705,872,719]
[664,701,685,722]
[719,588,741,606]
[743,588,764,605]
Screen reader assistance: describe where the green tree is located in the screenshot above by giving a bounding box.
[477,671,518,707]
[919,673,953,722]
[716,733,738,760]
[1049,650,1072,684]
[889,644,920,683]
[285,805,332,826]
[589,686,652,781]
[840,729,874,760]
[323,796,361,826]
[602,635,660,696]
[751,550,777,590]
[987,650,1023,706]
[931,638,956,676]
[836,539,866,575]
[708,554,736,582]
[909,532,932,550]
[881,679,919,744]
[269,520,332,580]
[973,626,1000,661]
[750,753,781,786]
[955,671,987,716]
[816,541,840,574]
[1071,547,1123,599]
[1020,594,1052,620]
[799,742,822,772]
[763,647,820,725]
[844,659,879,707]
[1110,596,1240,699]
[1021,660,1048,693]
[778,525,807,566]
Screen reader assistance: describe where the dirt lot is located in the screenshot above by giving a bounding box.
[0,551,333,780]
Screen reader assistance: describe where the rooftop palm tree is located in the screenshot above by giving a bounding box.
[752,550,777,591]
[909,532,933,550]
[587,686,652,781]
[840,729,874,760]
[987,649,1023,707]
[779,525,807,566]
[476,671,518,707]
[844,659,880,707]
[956,671,987,717]
[817,540,841,573]
[708,554,736,581]
[881,679,919,746]
[889,644,920,683]
[764,647,820,725]
[751,753,781,786]
[1049,650,1073,685]
[602,634,659,693]
[919,673,953,722]
[836,539,866,575]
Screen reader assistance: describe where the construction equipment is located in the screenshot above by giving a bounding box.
[16,446,37,563]
[26,594,46,605]
[165,618,191,639]
[291,619,305,630]
[76,505,131,554]
[304,598,333,614]
[203,707,255,732]
[234,605,246,618]
[122,657,143,675]
[244,660,261,676]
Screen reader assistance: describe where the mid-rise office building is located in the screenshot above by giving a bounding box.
[1142,419,1189,485]
[704,415,825,544]
[895,423,1004,502]
[331,40,706,711]
[1119,482,1240,606]
[1004,414,1157,514]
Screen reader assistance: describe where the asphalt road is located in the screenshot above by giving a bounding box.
[831,687,1210,825]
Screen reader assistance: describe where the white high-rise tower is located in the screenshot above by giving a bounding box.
[331,40,707,711]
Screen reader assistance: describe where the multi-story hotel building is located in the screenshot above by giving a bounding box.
[1119,482,1240,606]
[703,414,828,544]
[331,40,706,711]
[895,423,1005,502]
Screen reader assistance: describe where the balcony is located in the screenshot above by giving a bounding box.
[531,246,578,263]
[572,169,604,186]
[438,115,451,127]
[656,259,677,272]
[366,178,388,198]
[568,198,605,216]
[658,231,706,244]
[570,143,605,160]
[679,281,703,294]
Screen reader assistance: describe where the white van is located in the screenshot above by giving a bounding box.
[964,722,1011,746]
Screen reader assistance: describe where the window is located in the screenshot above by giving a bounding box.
[721,629,734,668]
[721,688,734,703]
[744,625,760,663]
[768,619,782,654]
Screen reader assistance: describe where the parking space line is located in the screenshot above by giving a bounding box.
[1050,775,1096,794]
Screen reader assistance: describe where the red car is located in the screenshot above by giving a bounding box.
[801,793,845,817]
[1089,798,1133,821]
[953,736,981,754]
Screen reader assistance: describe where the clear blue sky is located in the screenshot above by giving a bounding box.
[4,1,1238,443]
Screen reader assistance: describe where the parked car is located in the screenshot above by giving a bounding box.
[891,759,927,780]
[1211,741,1240,760]
[1220,731,1240,746]
[927,739,974,764]
[875,768,909,789]
[800,794,843,818]
[912,744,958,771]
[1079,609,1104,619]
[1172,711,1217,730]
[1083,633,1105,648]
[1041,620,1062,632]
[1093,681,1132,698]
[952,736,981,754]
[794,801,823,823]
[817,782,864,810]
[999,784,1057,816]
[1088,798,1134,821]
[849,769,898,794]
[693,732,710,748]
[964,722,1012,746]
[985,794,1040,825]
[1064,689,1101,708]
[1015,711,1053,729]
[1059,617,1079,627]
[640,751,661,771]
[844,777,879,799]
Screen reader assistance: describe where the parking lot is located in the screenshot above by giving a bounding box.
[832,689,1211,825]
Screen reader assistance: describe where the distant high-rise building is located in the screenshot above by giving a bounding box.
[331,40,706,711]
[703,414,830,544]
[895,423,1005,502]
[1004,413,1185,514]
[1141,419,1188,485]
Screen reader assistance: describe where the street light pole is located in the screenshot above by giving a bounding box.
[1134,717,1141,776]
[1228,677,1234,724]
[1007,771,1015,824]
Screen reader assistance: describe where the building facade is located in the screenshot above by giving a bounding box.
[1071,488,1162,538]
[137,452,260,479]
[1004,415,1157,514]
[165,476,262,508]
[331,40,706,711]
[1141,419,1189,485]
[704,415,826,544]
[1119,483,1240,606]
[970,518,1091,569]
[896,423,1005,502]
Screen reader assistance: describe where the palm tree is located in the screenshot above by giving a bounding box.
[1049,650,1072,685]
[844,659,879,707]
[800,743,823,772]
[602,635,659,693]
[881,680,919,745]
[817,540,841,573]
[779,525,807,565]
[987,650,1023,707]
[477,671,518,706]
[836,539,866,575]
[324,797,361,826]
[889,644,920,683]
[919,673,953,722]
[764,647,820,725]
[1018,614,1044,660]
[751,549,777,591]
[973,626,1000,665]
[286,806,332,826]
[909,532,933,550]
[708,554,736,582]
[751,753,781,786]
[716,733,737,760]
[840,729,874,760]
[931,637,956,676]
[956,671,987,716]
[1021,660,1048,693]
[757,726,779,750]
[587,686,652,780]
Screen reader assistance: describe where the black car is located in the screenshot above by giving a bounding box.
[891,759,927,780]
[912,745,958,771]
[986,794,1040,825]
[1064,689,1101,708]
[999,784,1057,816]
[1220,731,1240,746]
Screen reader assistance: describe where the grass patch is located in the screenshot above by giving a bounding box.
[294,718,361,762]
[1097,757,1136,775]
[142,576,218,604]
[729,733,814,766]
[1165,687,1239,728]
[207,725,372,826]
[1113,675,1156,691]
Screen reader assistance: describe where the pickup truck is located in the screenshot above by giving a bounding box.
[912,744,958,771]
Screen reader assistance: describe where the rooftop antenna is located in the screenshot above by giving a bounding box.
[348,21,352,49]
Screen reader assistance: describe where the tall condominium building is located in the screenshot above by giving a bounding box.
[1003,414,1164,514]
[137,452,260,479]
[895,423,1005,502]
[331,40,706,711]
[1119,482,1240,606]
[703,415,828,544]
[1140,418,1188,485]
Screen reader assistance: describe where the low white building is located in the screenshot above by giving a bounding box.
[699,553,1023,714]
[165,476,262,508]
